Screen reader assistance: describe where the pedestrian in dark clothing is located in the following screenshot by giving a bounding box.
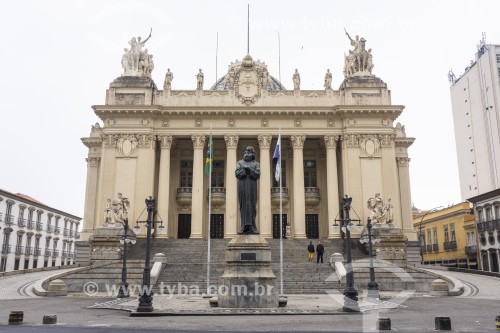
[307,241,315,262]
[316,241,324,264]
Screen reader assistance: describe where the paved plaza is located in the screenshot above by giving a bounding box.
[0,268,499,332]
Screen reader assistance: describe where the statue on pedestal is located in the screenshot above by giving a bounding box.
[344,29,374,78]
[196,69,204,90]
[121,29,154,77]
[367,193,393,224]
[292,69,301,90]
[324,69,332,90]
[235,146,261,234]
[164,68,173,90]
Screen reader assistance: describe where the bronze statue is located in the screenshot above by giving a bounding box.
[235,146,261,234]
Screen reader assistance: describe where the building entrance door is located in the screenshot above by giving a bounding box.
[305,214,319,239]
[177,214,192,239]
[491,251,499,272]
[272,214,287,239]
[210,214,224,239]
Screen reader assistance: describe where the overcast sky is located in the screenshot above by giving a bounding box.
[1,0,498,217]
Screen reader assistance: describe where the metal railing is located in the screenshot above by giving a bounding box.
[63,229,69,236]
[25,247,33,255]
[17,218,26,227]
[443,241,451,250]
[34,248,42,256]
[47,225,53,233]
[465,245,477,256]
[15,245,24,255]
[36,222,44,230]
[477,219,500,232]
[54,227,61,234]
[53,250,59,256]
[432,243,439,251]
[44,249,52,256]
[27,220,35,229]
[75,232,80,239]
[1,244,11,254]
[450,240,457,250]
[69,251,75,258]
[4,214,14,225]
[426,244,432,253]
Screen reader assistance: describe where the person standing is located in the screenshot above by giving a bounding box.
[316,241,325,264]
[307,241,315,262]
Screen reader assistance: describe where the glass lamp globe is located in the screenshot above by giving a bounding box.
[341,226,347,233]
[133,225,140,235]
[119,239,125,245]
[158,224,166,234]
[356,222,364,233]
[131,239,137,245]
[346,222,354,232]
[331,223,340,234]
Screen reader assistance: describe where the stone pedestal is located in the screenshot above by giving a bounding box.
[372,223,408,267]
[89,225,131,262]
[217,234,279,308]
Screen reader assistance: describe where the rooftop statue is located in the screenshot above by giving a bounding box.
[196,69,204,90]
[121,29,154,77]
[164,68,173,90]
[343,28,374,78]
[324,69,332,90]
[292,69,301,90]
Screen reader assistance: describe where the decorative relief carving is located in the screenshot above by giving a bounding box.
[290,135,306,149]
[346,119,356,127]
[117,135,138,157]
[195,119,202,128]
[138,134,155,148]
[261,119,269,127]
[162,120,169,127]
[360,135,381,158]
[395,122,406,138]
[191,134,206,149]
[294,119,302,127]
[224,134,239,149]
[108,119,116,126]
[396,157,410,167]
[142,119,150,126]
[379,134,395,148]
[327,119,335,127]
[257,134,272,149]
[157,135,173,149]
[343,134,360,148]
[228,119,236,127]
[324,135,339,149]
[102,134,118,147]
[86,157,101,166]
[234,55,262,106]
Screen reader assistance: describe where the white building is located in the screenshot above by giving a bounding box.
[450,43,500,200]
[450,41,500,272]
[0,189,81,272]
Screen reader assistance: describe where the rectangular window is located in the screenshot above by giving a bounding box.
[180,160,193,187]
[485,207,492,221]
[303,160,317,187]
[444,225,449,242]
[433,228,438,245]
[495,206,500,219]
[427,229,432,245]
[450,223,456,242]
[211,160,224,188]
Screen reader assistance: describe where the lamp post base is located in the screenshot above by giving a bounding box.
[342,287,360,312]
[117,282,129,298]
[367,281,380,299]
[137,293,154,312]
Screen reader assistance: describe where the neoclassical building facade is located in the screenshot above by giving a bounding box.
[81,34,416,242]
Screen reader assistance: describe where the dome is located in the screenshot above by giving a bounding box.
[210,55,285,91]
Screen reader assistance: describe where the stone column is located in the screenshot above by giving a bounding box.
[157,135,173,238]
[81,157,100,240]
[191,134,205,238]
[396,156,415,240]
[224,134,239,237]
[258,134,273,238]
[291,135,306,239]
[324,135,340,239]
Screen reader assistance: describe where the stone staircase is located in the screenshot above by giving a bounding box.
[127,238,364,294]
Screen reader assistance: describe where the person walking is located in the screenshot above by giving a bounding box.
[316,241,325,264]
[307,241,315,262]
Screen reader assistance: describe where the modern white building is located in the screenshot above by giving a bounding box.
[450,42,500,200]
[450,40,500,272]
[0,189,81,272]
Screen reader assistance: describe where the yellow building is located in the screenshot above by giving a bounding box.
[413,203,476,268]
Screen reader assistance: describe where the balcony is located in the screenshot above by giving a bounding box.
[176,187,192,206]
[36,222,43,231]
[15,245,24,255]
[207,187,226,206]
[4,214,14,225]
[46,225,53,233]
[76,232,80,239]
[63,229,69,236]
[271,187,289,206]
[17,218,26,227]
[44,249,52,257]
[69,251,75,258]
[25,247,33,255]
[465,245,477,256]
[432,243,439,251]
[34,248,42,256]
[426,244,432,253]
[27,220,35,229]
[54,227,61,234]
[62,250,68,257]
[53,250,59,256]
[477,219,500,232]
[304,187,320,206]
[450,240,457,250]
[70,230,75,237]
[443,241,451,250]
[1,244,11,254]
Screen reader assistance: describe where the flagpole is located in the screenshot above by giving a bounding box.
[279,129,283,296]
[206,124,213,295]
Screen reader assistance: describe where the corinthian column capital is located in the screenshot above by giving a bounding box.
[224,134,239,149]
[191,134,206,149]
[290,135,306,149]
[324,135,339,149]
[257,134,273,149]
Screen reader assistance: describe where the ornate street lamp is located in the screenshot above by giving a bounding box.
[359,217,381,299]
[334,195,363,312]
[133,196,166,312]
[117,218,136,299]
[418,206,442,264]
